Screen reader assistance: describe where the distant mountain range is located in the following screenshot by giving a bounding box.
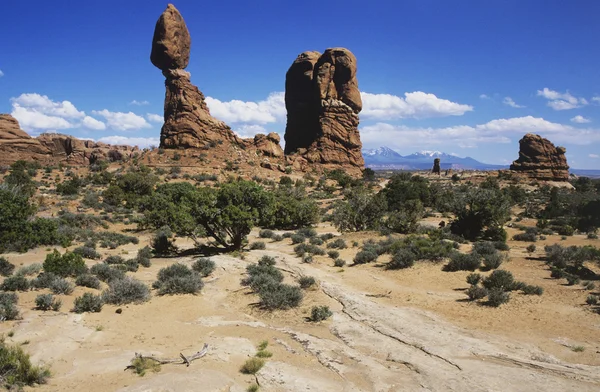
[362,147,508,170]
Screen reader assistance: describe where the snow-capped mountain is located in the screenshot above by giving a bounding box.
[362,147,508,170]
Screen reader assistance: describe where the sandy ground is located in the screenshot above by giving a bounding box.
[1,222,599,391]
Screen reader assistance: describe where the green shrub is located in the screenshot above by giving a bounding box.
[466,273,483,285]
[297,276,316,289]
[319,233,336,241]
[386,249,416,270]
[49,277,74,295]
[444,252,481,272]
[293,243,326,257]
[327,250,340,259]
[128,357,161,376]
[259,284,303,310]
[0,338,51,388]
[493,241,510,251]
[192,258,216,277]
[259,229,274,239]
[311,305,333,322]
[135,246,153,268]
[482,270,515,291]
[73,292,104,313]
[512,232,537,242]
[15,263,42,277]
[103,277,150,304]
[566,273,581,286]
[472,242,497,256]
[302,254,313,263]
[0,292,20,320]
[75,274,101,289]
[327,238,347,249]
[240,357,264,375]
[0,275,29,291]
[296,228,317,238]
[0,257,15,277]
[586,295,598,305]
[587,232,599,240]
[309,237,324,246]
[249,241,266,250]
[526,244,537,253]
[522,285,544,295]
[333,258,346,267]
[73,246,101,260]
[258,256,276,266]
[353,250,378,264]
[153,264,203,295]
[487,288,510,307]
[104,255,125,265]
[35,294,62,311]
[151,227,177,255]
[290,234,306,244]
[482,253,503,270]
[43,250,86,277]
[90,263,125,283]
[583,281,596,291]
[466,285,488,301]
[272,234,283,242]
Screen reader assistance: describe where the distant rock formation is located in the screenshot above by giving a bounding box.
[0,114,138,166]
[252,133,284,158]
[0,114,52,165]
[284,48,364,172]
[510,133,569,181]
[151,4,241,149]
[432,158,441,175]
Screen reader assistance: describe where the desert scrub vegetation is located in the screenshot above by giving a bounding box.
[73,292,104,313]
[35,294,62,311]
[0,337,51,389]
[0,257,15,276]
[1,274,30,292]
[242,257,303,310]
[43,250,87,277]
[464,269,543,307]
[90,263,126,283]
[192,257,216,277]
[240,357,264,375]
[311,305,333,322]
[103,277,150,305]
[153,264,203,295]
[544,244,600,285]
[0,292,20,320]
[128,357,161,376]
[75,274,101,289]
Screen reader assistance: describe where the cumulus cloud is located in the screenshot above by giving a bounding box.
[571,115,591,124]
[82,116,106,130]
[479,94,490,100]
[97,136,159,149]
[146,113,163,123]
[360,116,600,150]
[589,154,599,159]
[129,100,150,106]
[232,124,268,138]
[361,91,473,119]
[92,110,151,131]
[537,88,588,110]
[205,92,285,124]
[11,105,73,131]
[503,97,525,108]
[593,97,600,104]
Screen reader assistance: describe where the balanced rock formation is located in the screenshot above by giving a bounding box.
[0,114,52,165]
[284,48,364,172]
[432,158,441,175]
[510,133,569,181]
[252,132,284,158]
[0,114,138,166]
[151,4,241,149]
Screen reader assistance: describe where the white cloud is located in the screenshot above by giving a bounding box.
[11,105,73,131]
[360,115,600,150]
[233,124,268,138]
[146,113,163,123]
[11,93,85,119]
[361,91,473,119]
[130,100,150,106]
[205,92,285,124]
[479,94,490,100]
[82,116,106,130]
[0,70,4,77]
[537,88,588,110]
[97,136,159,149]
[503,97,525,108]
[592,97,600,104]
[589,154,599,159]
[92,110,151,131]
[571,115,591,124]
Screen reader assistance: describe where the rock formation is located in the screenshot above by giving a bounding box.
[0,114,52,165]
[0,114,138,166]
[252,132,284,158]
[151,4,241,149]
[510,133,569,181]
[432,158,441,175]
[284,48,364,172]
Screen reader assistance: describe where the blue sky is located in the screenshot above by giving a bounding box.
[1,0,599,168]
